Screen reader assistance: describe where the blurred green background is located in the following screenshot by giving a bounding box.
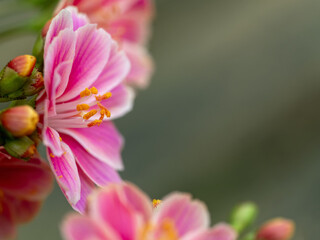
[1,0,320,239]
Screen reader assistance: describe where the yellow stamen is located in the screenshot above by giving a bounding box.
[95,92,112,101]
[50,153,55,158]
[58,175,63,179]
[99,109,105,121]
[87,120,102,127]
[90,87,98,94]
[97,103,111,119]
[152,199,162,208]
[77,104,90,111]
[59,137,62,141]
[83,109,97,120]
[80,88,91,97]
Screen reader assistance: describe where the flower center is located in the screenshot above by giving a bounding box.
[76,87,112,127]
[139,219,178,240]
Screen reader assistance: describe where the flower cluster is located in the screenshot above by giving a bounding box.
[0,0,296,239]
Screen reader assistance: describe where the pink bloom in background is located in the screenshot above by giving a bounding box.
[54,0,154,88]
[0,149,53,239]
[36,7,134,212]
[62,182,237,240]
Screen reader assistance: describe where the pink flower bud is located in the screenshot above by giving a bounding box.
[7,55,36,77]
[256,218,295,240]
[0,105,39,137]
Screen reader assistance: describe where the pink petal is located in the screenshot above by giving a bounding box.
[92,41,130,94]
[123,42,153,88]
[89,183,149,240]
[0,154,53,201]
[45,8,73,54]
[44,28,76,114]
[153,193,210,238]
[47,142,81,204]
[57,24,112,102]
[94,84,135,120]
[43,126,64,156]
[62,134,122,186]
[69,6,90,31]
[57,122,124,170]
[62,214,121,240]
[120,182,152,221]
[183,223,237,240]
[72,168,95,213]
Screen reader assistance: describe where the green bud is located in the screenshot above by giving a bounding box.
[4,136,36,159]
[32,35,44,70]
[230,202,258,233]
[0,67,28,96]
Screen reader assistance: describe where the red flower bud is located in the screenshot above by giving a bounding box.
[7,55,36,77]
[0,105,39,137]
[256,218,295,240]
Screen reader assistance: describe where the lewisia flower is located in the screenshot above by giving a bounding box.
[62,182,237,240]
[54,0,154,88]
[36,7,133,212]
[0,149,53,239]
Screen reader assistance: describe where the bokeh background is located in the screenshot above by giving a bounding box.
[1,0,320,239]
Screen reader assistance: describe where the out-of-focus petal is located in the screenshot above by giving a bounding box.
[183,223,237,240]
[62,214,121,240]
[0,154,53,201]
[123,42,153,88]
[89,183,149,240]
[57,122,124,170]
[153,193,210,238]
[47,142,80,204]
[0,198,16,240]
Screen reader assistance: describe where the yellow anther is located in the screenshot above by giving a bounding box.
[80,88,91,97]
[99,109,105,121]
[97,103,111,119]
[152,199,162,208]
[58,175,63,179]
[90,87,98,94]
[83,109,97,120]
[50,153,55,158]
[95,92,112,101]
[77,104,90,111]
[59,137,62,141]
[87,120,102,127]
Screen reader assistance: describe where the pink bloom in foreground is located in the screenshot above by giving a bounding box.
[54,0,154,88]
[36,7,134,212]
[62,182,237,240]
[0,149,53,239]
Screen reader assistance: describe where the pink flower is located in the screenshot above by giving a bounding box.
[36,7,134,212]
[54,0,154,88]
[61,182,237,240]
[0,149,53,239]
